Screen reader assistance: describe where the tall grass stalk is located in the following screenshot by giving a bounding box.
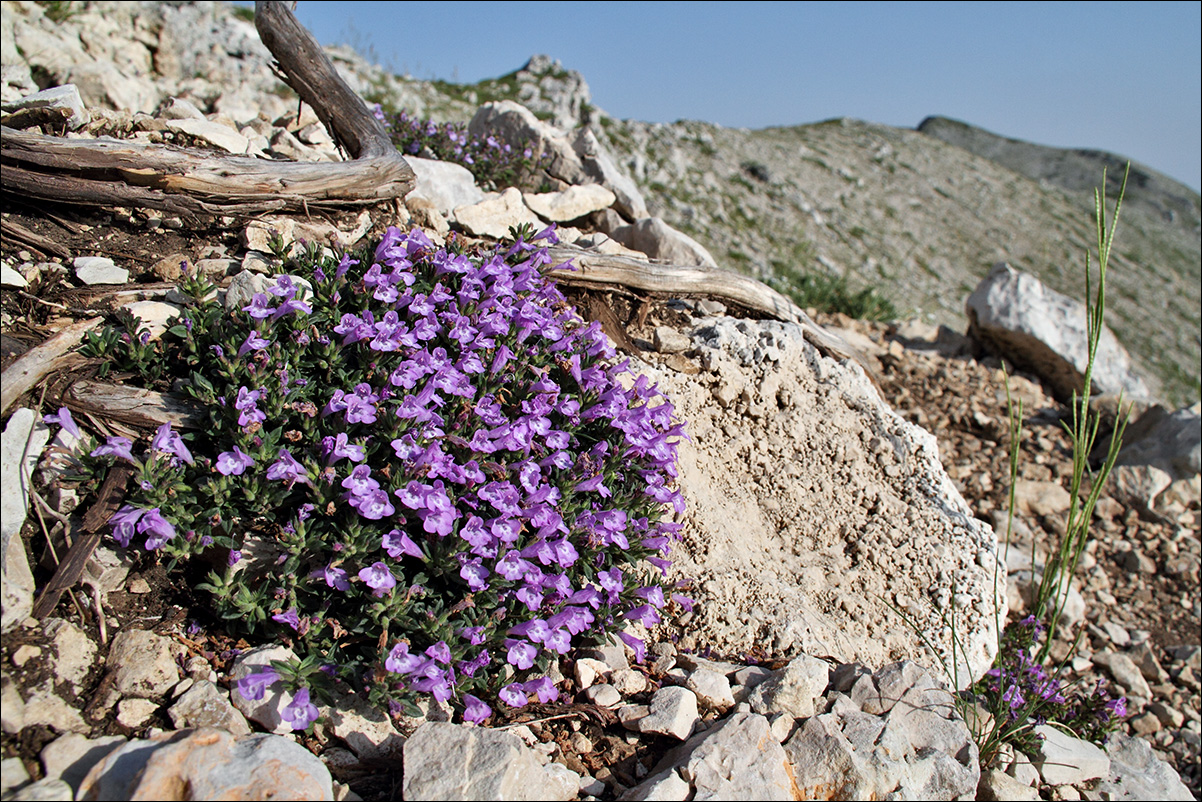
[1032,165,1132,661]
[895,167,1135,766]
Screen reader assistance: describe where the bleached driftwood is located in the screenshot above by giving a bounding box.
[65,380,203,430]
[544,244,880,377]
[0,317,101,416]
[0,1,414,217]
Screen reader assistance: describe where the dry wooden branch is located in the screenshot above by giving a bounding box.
[0,2,414,216]
[0,317,101,416]
[1,217,72,258]
[544,245,882,384]
[31,463,134,620]
[65,380,203,430]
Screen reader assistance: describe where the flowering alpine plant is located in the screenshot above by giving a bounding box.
[68,224,688,728]
[970,615,1126,757]
[374,105,549,192]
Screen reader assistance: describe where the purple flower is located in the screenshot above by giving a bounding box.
[281,687,320,730]
[506,639,537,670]
[625,604,661,628]
[463,694,491,724]
[43,407,81,439]
[617,632,646,663]
[359,562,396,597]
[349,488,395,520]
[109,504,145,548]
[272,298,313,321]
[272,608,301,631]
[228,549,243,566]
[91,436,136,463]
[383,529,425,560]
[460,559,490,591]
[324,432,366,464]
[137,508,176,550]
[324,565,350,591]
[237,330,271,358]
[523,676,559,703]
[385,642,426,674]
[235,669,279,702]
[498,682,528,708]
[149,423,193,465]
[242,292,274,320]
[215,446,255,476]
[426,642,452,664]
[459,626,487,646]
[266,448,309,485]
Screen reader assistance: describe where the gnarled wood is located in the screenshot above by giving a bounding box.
[0,317,101,416]
[0,2,413,216]
[544,244,880,380]
[65,380,204,430]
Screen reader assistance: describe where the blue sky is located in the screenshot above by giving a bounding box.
[282,1,1201,191]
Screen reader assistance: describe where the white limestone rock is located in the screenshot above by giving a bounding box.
[639,686,699,741]
[966,262,1152,401]
[2,84,89,130]
[629,712,795,801]
[120,301,182,341]
[405,157,484,217]
[2,409,50,632]
[747,653,829,720]
[73,256,127,285]
[78,728,333,801]
[229,644,298,735]
[167,680,251,736]
[523,184,616,222]
[402,722,577,801]
[106,629,181,699]
[1032,724,1110,786]
[165,117,250,154]
[454,187,544,240]
[610,217,718,267]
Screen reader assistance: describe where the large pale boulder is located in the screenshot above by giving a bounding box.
[1116,402,1200,479]
[405,157,485,217]
[786,664,978,801]
[2,409,51,632]
[77,728,332,801]
[454,187,545,239]
[965,262,1152,401]
[627,713,796,801]
[402,722,578,801]
[573,128,650,220]
[609,217,718,267]
[522,184,615,222]
[649,316,1004,686]
[468,100,588,185]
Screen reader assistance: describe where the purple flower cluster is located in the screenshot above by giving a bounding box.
[376,107,548,191]
[98,224,689,724]
[974,615,1127,752]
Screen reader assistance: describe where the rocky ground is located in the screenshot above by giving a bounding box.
[0,210,1198,797]
[1,2,1198,798]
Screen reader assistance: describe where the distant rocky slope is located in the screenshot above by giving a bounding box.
[414,64,1202,407]
[2,1,1198,405]
[917,115,1202,235]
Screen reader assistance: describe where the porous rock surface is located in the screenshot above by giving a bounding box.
[647,316,1003,683]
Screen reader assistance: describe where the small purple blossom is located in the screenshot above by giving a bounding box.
[498,682,528,708]
[137,508,176,550]
[43,407,81,439]
[215,446,255,476]
[91,436,136,463]
[463,694,491,724]
[359,562,396,597]
[281,687,320,730]
[236,669,278,702]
